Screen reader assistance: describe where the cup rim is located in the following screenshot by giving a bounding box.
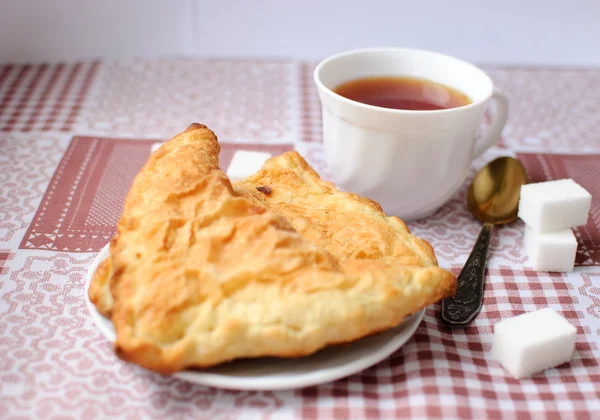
[313,47,494,115]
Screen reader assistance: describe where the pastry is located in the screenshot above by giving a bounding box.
[89,123,455,373]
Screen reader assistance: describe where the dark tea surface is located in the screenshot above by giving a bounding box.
[333,76,471,111]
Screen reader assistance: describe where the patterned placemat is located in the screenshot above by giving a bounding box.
[20,136,293,252]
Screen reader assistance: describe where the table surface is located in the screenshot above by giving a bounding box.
[1,59,599,419]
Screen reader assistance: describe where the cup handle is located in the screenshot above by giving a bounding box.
[472,87,508,159]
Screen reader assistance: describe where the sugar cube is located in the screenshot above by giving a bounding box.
[226,150,272,182]
[523,226,577,272]
[151,142,164,153]
[492,308,576,379]
[518,179,591,233]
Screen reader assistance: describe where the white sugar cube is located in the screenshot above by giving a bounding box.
[524,226,577,272]
[492,308,576,379]
[226,150,272,182]
[151,142,164,153]
[518,179,591,233]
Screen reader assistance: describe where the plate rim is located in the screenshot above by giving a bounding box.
[85,243,424,390]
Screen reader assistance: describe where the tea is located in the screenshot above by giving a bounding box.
[333,76,471,111]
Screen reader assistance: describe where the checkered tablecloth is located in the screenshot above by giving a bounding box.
[1,59,599,419]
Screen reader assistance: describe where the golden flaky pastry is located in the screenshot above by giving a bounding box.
[88,124,456,373]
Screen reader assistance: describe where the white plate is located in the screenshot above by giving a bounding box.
[85,243,424,390]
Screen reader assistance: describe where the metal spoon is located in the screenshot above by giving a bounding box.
[441,157,528,326]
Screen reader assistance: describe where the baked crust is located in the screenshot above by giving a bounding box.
[234,150,439,266]
[89,123,456,373]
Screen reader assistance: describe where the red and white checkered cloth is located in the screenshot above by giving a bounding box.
[1,60,599,419]
[0,62,99,132]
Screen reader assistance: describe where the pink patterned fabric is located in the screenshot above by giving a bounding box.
[1,60,600,419]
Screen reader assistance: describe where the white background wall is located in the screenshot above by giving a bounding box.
[1,0,599,65]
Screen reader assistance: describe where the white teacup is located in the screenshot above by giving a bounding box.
[313,48,508,220]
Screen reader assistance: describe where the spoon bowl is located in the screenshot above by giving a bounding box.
[467,157,529,225]
[442,157,528,326]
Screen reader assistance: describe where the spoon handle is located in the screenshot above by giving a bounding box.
[441,222,494,326]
